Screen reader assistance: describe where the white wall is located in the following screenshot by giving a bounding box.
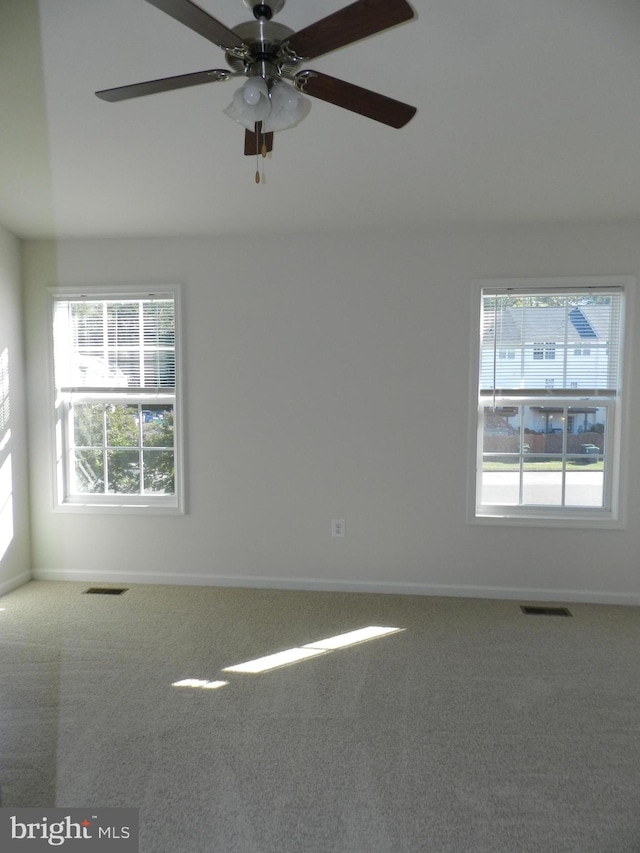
[23,221,640,604]
[0,225,31,594]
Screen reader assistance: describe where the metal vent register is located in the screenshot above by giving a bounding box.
[84,587,129,596]
[520,605,572,617]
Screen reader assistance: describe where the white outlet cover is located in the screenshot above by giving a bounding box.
[331,519,345,537]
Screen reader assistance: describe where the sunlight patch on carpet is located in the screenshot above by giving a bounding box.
[222,626,405,675]
[171,679,229,690]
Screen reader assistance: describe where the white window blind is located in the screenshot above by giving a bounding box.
[480,290,623,396]
[54,298,176,392]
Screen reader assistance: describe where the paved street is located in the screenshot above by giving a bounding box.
[481,470,604,506]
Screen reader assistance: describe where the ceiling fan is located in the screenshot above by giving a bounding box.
[96,0,417,173]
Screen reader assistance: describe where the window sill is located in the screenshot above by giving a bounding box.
[54,498,184,515]
[470,506,624,529]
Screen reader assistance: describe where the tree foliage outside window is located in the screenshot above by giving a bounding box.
[73,403,175,495]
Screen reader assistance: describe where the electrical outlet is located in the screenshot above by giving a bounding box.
[331,519,345,537]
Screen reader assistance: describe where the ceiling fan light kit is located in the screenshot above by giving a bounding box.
[223,76,310,132]
[96,0,417,181]
[224,77,271,127]
[264,80,311,130]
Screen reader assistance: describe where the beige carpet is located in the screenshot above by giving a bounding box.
[1,581,639,852]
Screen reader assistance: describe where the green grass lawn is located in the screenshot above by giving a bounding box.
[483,460,604,472]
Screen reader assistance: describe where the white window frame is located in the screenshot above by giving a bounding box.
[468,277,635,528]
[48,285,185,514]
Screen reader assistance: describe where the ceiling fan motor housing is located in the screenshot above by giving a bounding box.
[226,20,299,80]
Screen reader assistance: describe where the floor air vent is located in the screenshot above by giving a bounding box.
[84,587,129,596]
[520,605,572,617]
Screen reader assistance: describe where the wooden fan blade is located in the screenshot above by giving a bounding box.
[145,0,244,50]
[295,71,416,128]
[96,69,230,102]
[244,123,274,156]
[286,0,414,60]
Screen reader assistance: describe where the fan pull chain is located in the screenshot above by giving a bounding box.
[255,122,261,183]
[255,147,260,184]
[254,123,267,184]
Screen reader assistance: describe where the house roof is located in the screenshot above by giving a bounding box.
[484,305,614,345]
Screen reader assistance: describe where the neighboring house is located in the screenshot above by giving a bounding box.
[69,355,129,388]
[480,304,615,438]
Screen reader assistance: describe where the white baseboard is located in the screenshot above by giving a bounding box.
[30,568,639,607]
[0,571,32,598]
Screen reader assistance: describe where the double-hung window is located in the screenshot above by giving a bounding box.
[471,278,632,526]
[51,289,182,512]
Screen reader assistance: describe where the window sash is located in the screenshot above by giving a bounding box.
[476,397,614,514]
[63,398,176,498]
[480,289,623,396]
[54,297,176,391]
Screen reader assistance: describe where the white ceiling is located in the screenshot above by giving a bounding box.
[2,0,640,239]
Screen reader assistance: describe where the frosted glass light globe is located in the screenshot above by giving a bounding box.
[243,78,268,105]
